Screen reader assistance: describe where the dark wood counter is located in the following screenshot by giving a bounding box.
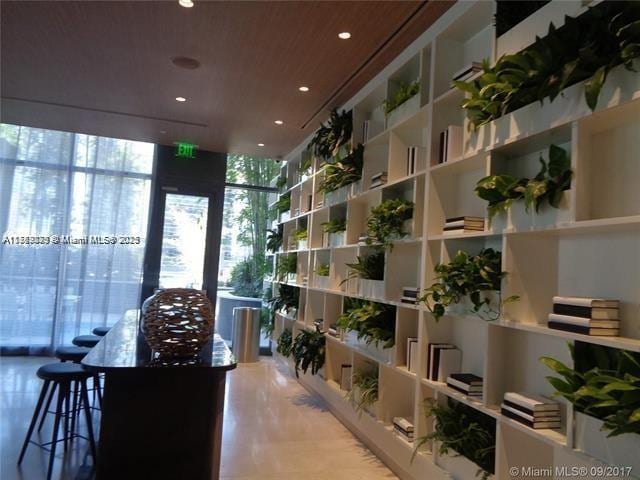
[82,310,236,480]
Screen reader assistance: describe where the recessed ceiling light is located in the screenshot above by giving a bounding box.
[160,130,167,134]
[258,143,265,147]
[299,86,310,92]
[175,96,186,102]
[179,0,194,8]
[338,32,351,40]
[274,120,284,125]
[172,56,200,70]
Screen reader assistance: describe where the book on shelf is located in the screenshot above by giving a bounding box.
[340,364,352,391]
[452,62,482,83]
[548,313,620,329]
[306,194,313,212]
[402,286,419,299]
[552,303,618,320]
[362,119,383,143]
[427,344,461,382]
[547,320,619,336]
[500,404,561,429]
[370,171,388,189]
[446,373,483,397]
[552,296,619,309]
[406,146,424,176]
[393,417,414,441]
[443,216,485,234]
[357,234,369,244]
[503,392,560,414]
[427,343,453,380]
[407,337,419,374]
[401,296,418,305]
[438,125,462,164]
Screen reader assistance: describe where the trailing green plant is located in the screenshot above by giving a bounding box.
[291,227,308,242]
[413,398,496,479]
[276,253,297,281]
[316,144,364,194]
[276,328,294,357]
[321,218,347,234]
[337,298,395,348]
[266,226,283,254]
[418,248,518,321]
[272,192,291,216]
[341,252,385,285]
[269,284,299,316]
[314,264,330,277]
[541,343,640,437]
[292,326,326,377]
[308,108,353,159]
[475,144,572,223]
[346,367,379,416]
[454,2,640,130]
[299,154,313,175]
[383,80,420,116]
[365,198,414,250]
[275,175,287,190]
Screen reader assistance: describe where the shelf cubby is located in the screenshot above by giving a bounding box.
[385,242,422,303]
[386,53,423,130]
[345,190,382,245]
[394,307,419,370]
[309,207,328,249]
[354,83,387,146]
[331,247,358,294]
[324,338,352,390]
[362,140,391,190]
[305,289,325,329]
[379,364,416,425]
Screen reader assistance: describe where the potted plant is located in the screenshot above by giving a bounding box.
[365,198,414,250]
[346,367,379,418]
[384,80,420,128]
[317,145,364,205]
[321,218,347,247]
[272,192,291,223]
[266,226,283,254]
[299,153,313,181]
[268,284,299,320]
[541,343,640,471]
[337,298,395,363]
[475,144,572,229]
[276,328,294,357]
[454,2,640,132]
[292,326,326,378]
[276,253,297,283]
[291,227,308,250]
[342,252,385,299]
[414,398,496,480]
[418,248,518,321]
[314,263,330,290]
[308,108,353,160]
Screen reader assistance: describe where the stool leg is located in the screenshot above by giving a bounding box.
[93,374,103,408]
[63,384,71,452]
[70,380,79,444]
[80,380,97,464]
[46,382,67,480]
[17,380,50,464]
[38,382,57,432]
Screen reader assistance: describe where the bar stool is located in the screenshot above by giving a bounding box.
[72,335,101,348]
[18,362,97,480]
[92,326,110,336]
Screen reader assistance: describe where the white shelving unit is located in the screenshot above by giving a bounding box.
[269,2,640,479]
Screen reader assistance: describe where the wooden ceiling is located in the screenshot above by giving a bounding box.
[1,0,453,157]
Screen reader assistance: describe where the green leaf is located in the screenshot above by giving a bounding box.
[584,65,607,111]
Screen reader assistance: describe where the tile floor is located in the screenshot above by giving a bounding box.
[1,356,397,480]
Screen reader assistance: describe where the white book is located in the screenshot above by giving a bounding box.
[428,343,454,380]
[452,62,482,81]
[436,348,461,382]
[444,219,465,228]
[501,404,561,428]
[393,417,415,433]
[442,228,465,236]
[504,392,560,412]
[340,364,352,391]
[446,376,483,392]
[547,313,619,328]
[446,125,463,163]
[407,337,419,373]
[552,296,619,309]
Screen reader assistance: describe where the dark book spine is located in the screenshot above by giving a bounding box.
[548,321,589,334]
[553,303,592,318]
[503,399,535,416]
[501,408,535,427]
[439,131,446,164]
[447,383,473,396]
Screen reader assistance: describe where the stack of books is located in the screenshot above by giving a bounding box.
[340,364,352,390]
[313,318,323,329]
[438,125,462,164]
[401,286,419,305]
[357,233,370,245]
[443,216,484,235]
[427,344,461,382]
[501,392,561,430]
[548,296,620,336]
[406,146,423,176]
[393,417,414,443]
[452,62,482,84]
[316,198,324,209]
[446,373,482,398]
[363,119,383,143]
[407,337,419,374]
[370,171,388,189]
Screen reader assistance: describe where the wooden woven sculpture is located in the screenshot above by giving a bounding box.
[141,288,214,357]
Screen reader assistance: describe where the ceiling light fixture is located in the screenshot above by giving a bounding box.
[338,32,351,40]
[179,0,194,8]
[274,120,284,125]
[299,86,310,92]
[258,143,265,147]
[175,96,186,102]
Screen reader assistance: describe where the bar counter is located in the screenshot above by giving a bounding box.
[82,310,237,480]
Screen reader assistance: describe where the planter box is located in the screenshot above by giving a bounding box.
[437,448,494,480]
[574,412,640,473]
[279,210,290,223]
[325,184,350,206]
[358,279,385,300]
[349,180,362,198]
[286,272,297,284]
[386,94,420,129]
[345,330,393,364]
[328,231,346,247]
[297,239,308,250]
[446,291,499,319]
[488,210,509,234]
[509,190,572,232]
[314,275,330,290]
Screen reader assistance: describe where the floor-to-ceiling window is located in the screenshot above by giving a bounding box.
[0,124,154,353]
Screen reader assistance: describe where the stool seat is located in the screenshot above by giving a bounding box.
[36,362,91,382]
[72,335,101,348]
[92,326,110,336]
[55,346,90,363]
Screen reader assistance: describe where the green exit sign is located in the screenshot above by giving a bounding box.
[175,142,197,159]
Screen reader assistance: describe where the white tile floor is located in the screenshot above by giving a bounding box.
[1,356,397,480]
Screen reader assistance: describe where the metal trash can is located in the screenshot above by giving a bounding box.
[232,307,261,363]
